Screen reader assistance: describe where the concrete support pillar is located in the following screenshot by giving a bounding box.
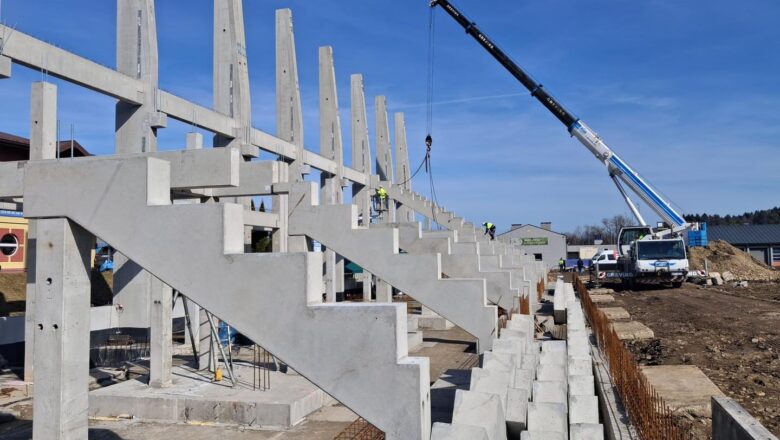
[351,74,374,300]
[32,219,92,440]
[394,112,414,222]
[114,0,168,349]
[275,8,308,253]
[350,74,373,223]
[24,81,58,382]
[214,0,254,250]
[115,0,162,154]
[375,95,395,223]
[186,132,203,150]
[318,46,346,302]
[198,307,212,371]
[183,300,200,355]
[149,277,172,388]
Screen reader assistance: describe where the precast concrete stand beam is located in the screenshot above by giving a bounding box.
[22,157,430,440]
[32,218,93,440]
[289,183,497,352]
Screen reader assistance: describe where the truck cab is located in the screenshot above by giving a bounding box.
[628,238,688,287]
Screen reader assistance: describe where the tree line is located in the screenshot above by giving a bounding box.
[684,206,780,226]
[566,207,780,245]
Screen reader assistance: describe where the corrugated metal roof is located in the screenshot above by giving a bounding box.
[708,224,780,245]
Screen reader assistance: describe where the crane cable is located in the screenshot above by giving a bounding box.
[425,6,441,228]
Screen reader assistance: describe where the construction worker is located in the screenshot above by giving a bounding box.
[375,186,388,211]
[577,257,584,275]
[482,222,496,241]
[559,257,566,272]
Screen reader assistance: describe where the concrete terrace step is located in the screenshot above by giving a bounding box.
[24,156,430,440]
[288,187,497,353]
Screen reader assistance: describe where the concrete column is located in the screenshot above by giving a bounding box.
[186,132,203,150]
[350,74,373,222]
[115,0,162,154]
[114,0,169,346]
[351,74,374,301]
[318,46,346,302]
[32,219,92,440]
[183,300,200,356]
[214,0,254,250]
[24,81,58,382]
[149,277,172,388]
[198,307,212,371]
[394,112,414,222]
[275,8,309,252]
[375,95,395,223]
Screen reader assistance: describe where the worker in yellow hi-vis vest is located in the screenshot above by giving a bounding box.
[375,186,388,211]
[483,222,496,241]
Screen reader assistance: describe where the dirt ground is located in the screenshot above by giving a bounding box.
[612,282,780,437]
[0,271,113,317]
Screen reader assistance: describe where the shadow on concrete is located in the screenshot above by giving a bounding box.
[0,425,128,440]
[430,369,472,425]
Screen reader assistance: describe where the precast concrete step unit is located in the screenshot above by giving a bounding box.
[373,222,521,313]
[287,183,498,353]
[22,156,431,440]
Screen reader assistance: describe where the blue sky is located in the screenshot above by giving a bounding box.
[0,0,778,233]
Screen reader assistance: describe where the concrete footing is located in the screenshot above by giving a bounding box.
[89,364,333,428]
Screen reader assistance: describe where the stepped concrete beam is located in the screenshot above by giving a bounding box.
[289,184,497,352]
[22,156,430,440]
[318,46,346,301]
[375,223,520,312]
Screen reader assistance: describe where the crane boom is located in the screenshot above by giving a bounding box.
[430,0,689,231]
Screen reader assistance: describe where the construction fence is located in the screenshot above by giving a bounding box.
[573,276,684,440]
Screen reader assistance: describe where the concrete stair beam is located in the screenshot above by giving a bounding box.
[389,225,520,311]
[289,201,497,352]
[23,157,430,440]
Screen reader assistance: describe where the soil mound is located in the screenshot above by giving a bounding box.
[689,240,780,281]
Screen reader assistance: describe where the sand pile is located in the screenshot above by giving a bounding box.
[689,240,780,281]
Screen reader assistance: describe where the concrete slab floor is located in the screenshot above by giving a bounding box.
[599,307,631,322]
[641,365,725,417]
[610,321,655,340]
[0,415,351,440]
[589,294,615,304]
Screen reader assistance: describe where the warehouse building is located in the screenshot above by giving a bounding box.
[708,224,780,268]
[498,222,567,269]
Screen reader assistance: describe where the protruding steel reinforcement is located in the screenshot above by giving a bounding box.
[573,276,685,440]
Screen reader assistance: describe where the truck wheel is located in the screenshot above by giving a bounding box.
[672,281,683,288]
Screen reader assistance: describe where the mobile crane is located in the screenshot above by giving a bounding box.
[430,0,694,287]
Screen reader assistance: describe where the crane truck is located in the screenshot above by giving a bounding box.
[430,0,696,287]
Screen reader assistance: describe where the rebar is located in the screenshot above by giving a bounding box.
[573,276,684,440]
[333,417,385,440]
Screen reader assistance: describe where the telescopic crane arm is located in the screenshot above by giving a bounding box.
[430,0,690,232]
